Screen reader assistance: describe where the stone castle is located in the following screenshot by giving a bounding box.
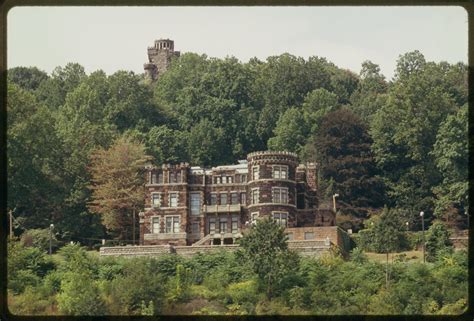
[144,38,180,82]
[100,40,350,257]
[138,151,340,247]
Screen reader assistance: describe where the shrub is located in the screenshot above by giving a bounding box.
[8,286,53,315]
[57,271,106,315]
[21,228,58,253]
[226,280,258,305]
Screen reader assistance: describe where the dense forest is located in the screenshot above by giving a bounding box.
[6,49,469,315]
[7,50,468,242]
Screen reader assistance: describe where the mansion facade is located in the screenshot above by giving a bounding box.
[139,151,336,246]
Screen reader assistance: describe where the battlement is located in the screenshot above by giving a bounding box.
[144,38,180,82]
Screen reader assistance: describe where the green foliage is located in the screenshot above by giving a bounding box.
[238,218,299,299]
[7,66,49,91]
[107,258,165,315]
[20,228,58,253]
[226,280,259,305]
[267,107,309,156]
[57,271,106,315]
[310,108,384,216]
[7,239,55,294]
[166,264,193,303]
[425,222,452,262]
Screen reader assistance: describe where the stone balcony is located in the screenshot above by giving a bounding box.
[203,204,241,213]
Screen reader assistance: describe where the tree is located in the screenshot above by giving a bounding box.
[88,136,151,240]
[186,119,229,167]
[370,207,407,287]
[310,108,384,217]
[431,104,469,223]
[7,66,49,91]
[267,107,309,156]
[370,51,459,216]
[302,88,339,135]
[57,271,106,315]
[425,221,452,262]
[349,60,387,123]
[238,218,299,299]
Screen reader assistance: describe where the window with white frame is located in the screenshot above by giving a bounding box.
[176,172,181,183]
[152,217,160,234]
[219,218,228,234]
[216,177,221,184]
[151,173,157,184]
[272,165,288,179]
[287,232,294,241]
[222,176,227,184]
[272,187,288,204]
[231,192,238,205]
[220,193,228,205]
[304,232,315,240]
[227,176,233,183]
[241,192,246,205]
[209,218,216,234]
[251,212,259,225]
[252,166,259,180]
[190,193,201,215]
[158,173,163,183]
[273,212,288,227]
[210,193,217,205]
[151,193,161,207]
[165,216,180,233]
[251,189,259,204]
[169,193,178,207]
[232,216,239,233]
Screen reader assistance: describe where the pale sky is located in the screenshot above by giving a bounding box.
[7,6,468,80]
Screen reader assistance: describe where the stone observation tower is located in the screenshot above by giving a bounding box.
[144,38,180,82]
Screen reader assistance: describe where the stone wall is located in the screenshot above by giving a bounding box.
[100,240,335,258]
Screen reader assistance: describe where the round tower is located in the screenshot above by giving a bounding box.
[246,151,299,227]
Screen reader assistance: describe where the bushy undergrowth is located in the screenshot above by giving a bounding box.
[7,240,467,316]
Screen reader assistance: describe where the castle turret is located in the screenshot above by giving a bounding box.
[144,38,180,82]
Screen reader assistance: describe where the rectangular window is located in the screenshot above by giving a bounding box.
[220,193,228,205]
[222,176,227,184]
[273,212,288,227]
[152,217,160,234]
[232,216,239,233]
[210,193,217,205]
[240,175,247,183]
[190,193,201,215]
[251,189,259,204]
[192,222,200,234]
[227,176,233,184]
[304,232,315,240]
[219,218,227,234]
[151,193,161,207]
[231,193,238,205]
[176,172,181,183]
[273,165,288,179]
[272,187,288,204]
[216,177,221,184]
[158,173,163,184]
[287,232,294,241]
[241,192,246,205]
[151,173,157,184]
[165,216,180,233]
[251,212,259,225]
[209,218,216,234]
[169,193,178,207]
[252,166,259,180]
[170,172,177,183]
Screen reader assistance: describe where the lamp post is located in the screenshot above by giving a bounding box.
[420,211,425,263]
[49,223,54,255]
[332,193,339,212]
